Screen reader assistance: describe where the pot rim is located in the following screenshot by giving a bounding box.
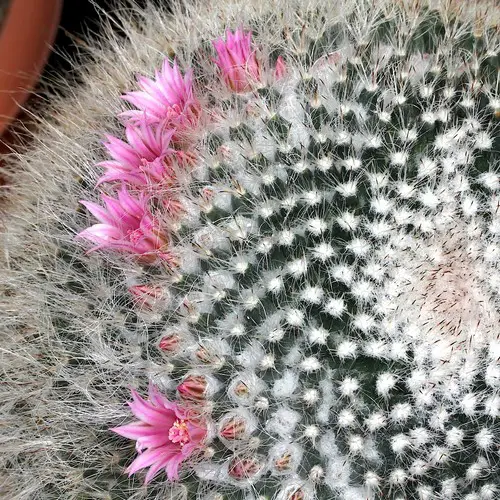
[0,0,63,137]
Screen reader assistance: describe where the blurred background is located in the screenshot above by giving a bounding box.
[49,0,112,73]
[0,0,144,186]
[49,0,147,73]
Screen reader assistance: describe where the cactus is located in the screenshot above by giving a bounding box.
[1,0,499,499]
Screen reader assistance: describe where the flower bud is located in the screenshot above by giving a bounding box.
[158,334,181,353]
[220,416,248,440]
[274,451,293,472]
[213,29,262,93]
[218,409,257,450]
[227,455,264,481]
[195,346,224,368]
[129,284,164,310]
[274,56,287,80]
[177,375,207,403]
[269,442,303,475]
[275,481,315,500]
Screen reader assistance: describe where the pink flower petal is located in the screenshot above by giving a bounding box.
[112,422,173,442]
[143,455,171,484]
[101,195,139,227]
[76,224,123,243]
[122,59,200,130]
[148,383,177,411]
[128,389,176,427]
[126,448,169,476]
[79,200,116,226]
[165,454,185,481]
[104,135,139,169]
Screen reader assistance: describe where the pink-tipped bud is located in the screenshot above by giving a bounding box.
[274,451,293,472]
[199,186,215,213]
[161,197,186,219]
[219,416,248,440]
[274,56,287,80]
[195,346,224,367]
[177,375,207,403]
[232,380,250,398]
[158,334,181,353]
[227,455,263,480]
[287,488,306,500]
[213,28,262,93]
[129,284,164,310]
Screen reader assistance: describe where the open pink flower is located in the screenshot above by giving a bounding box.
[97,120,177,186]
[111,384,208,483]
[122,59,201,134]
[77,187,170,262]
[213,28,262,92]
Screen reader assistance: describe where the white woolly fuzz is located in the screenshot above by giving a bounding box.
[302,388,320,406]
[339,378,360,398]
[376,373,397,398]
[311,242,335,262]
[272,371,299,399]
[287,257,308,277]
[307,325,329,345]
[337,409,357,428]
[365,412,388,433]
[303,424,320,441]
[266,407,301,438]
[324,297,346,317]
[285,308,305,327]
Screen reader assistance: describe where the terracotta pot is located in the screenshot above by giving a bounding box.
[0,0,62,137]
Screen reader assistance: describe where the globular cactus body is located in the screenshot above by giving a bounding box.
[1,1,499,499]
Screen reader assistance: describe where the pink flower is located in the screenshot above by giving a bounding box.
[97,120,179,187]
[122,59,201,134]
[111,384,208,483]
[77,187,171,263]
[213,28,262,93]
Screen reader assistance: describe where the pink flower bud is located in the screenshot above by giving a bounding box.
[286,488,306,500]
[158,334,181,353]
[129,284,164,310]
[161,197,186,219]
[219,416,248,440]
[199,186,216,213]
[274,451,293,472]
[213,28,262,93]
[227,455,263,480]
[274,55,287,80]
[177,375,207,403]
[195,346,223,367]
[232,380,250,398]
